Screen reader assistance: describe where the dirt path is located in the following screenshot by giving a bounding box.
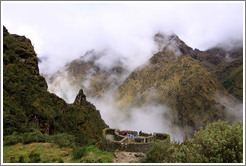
[113,151,146,163]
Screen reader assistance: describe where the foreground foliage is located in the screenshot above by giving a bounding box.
[3,143,114,163]
[142,120,243,163]
[3,143,72,163]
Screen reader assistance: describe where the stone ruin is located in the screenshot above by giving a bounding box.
[99,128,170,153]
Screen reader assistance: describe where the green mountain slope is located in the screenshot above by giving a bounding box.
[3,26,108,145]
[116,34,229,129]
[193,47,243,100]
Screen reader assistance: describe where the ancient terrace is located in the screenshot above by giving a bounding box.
[100,128,170,152]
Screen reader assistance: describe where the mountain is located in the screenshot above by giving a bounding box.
[3,26,108,145]
[193,47,243,101]
[116,33,242,130]
[45,32,243,133]
[48,49,129,100]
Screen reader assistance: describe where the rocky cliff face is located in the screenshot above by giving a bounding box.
[3,26,108,145]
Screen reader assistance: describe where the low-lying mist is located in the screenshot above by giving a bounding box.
[48,76,190,142]
[216,94,243,124]
[88,93,192,142]
[46,33,243,143]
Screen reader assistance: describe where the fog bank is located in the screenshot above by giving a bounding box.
[2,2,243,75]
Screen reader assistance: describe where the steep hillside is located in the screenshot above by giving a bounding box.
[45,32,243,132]
[116,34,230,129]
[193,47,243,100]
[3,26,108,145]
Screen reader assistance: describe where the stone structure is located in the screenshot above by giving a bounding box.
[100,128,170,153]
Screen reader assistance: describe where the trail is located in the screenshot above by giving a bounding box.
[113,151,146,163]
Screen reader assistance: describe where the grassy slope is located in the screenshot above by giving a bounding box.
[117,49,227,129]
[3,26,108,146]
[3,143,72,163]
[3,143,114,163]
[194,47,243,101]
[220,64,243,101]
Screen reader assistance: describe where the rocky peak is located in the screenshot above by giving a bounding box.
[154,32,193,56]
[74,89,87,104]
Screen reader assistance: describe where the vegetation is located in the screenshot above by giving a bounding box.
[79,145,114,163]
[3,27,243,163]
[117,47,227,129]
[3,143,72,163]
[193,47,243,101]
[3,26,108,148]
[220,65,243,100]
[3,143,114,163]
[142,120,243,163]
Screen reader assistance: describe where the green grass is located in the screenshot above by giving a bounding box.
[3,143,73,163]
[3,143,115,163]
[80,145,115,163]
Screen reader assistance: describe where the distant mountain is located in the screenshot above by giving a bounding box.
[193,47,243,100]
[48,49,129,99]
[116,33,242,130]
[3,26,108,145]
[46,32,243,132]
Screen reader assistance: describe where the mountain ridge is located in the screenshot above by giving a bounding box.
[46,32,243,134]
[3,26,108,145]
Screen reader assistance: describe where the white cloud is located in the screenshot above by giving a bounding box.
[2,2,243,75]
[88,93,188,142]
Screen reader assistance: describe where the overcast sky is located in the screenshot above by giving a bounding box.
[2,2,244,75]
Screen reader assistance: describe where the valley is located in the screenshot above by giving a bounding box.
[47,33,243,141]
[2,2,243,162]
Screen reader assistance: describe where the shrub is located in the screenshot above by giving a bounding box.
[142,140,167,163]
[142,120,243,163]
[58,158,64,163]
[73,146,86,160]
[98,155,113,163]
[3,132,22,145]
[10,157,16,163]
[28,150,41,163]
[51,133,76,148]
[194,120,243,163]
[18,155,25,163]
[22,130,47,144]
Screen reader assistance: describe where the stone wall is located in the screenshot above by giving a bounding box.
[100,128,170,153]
